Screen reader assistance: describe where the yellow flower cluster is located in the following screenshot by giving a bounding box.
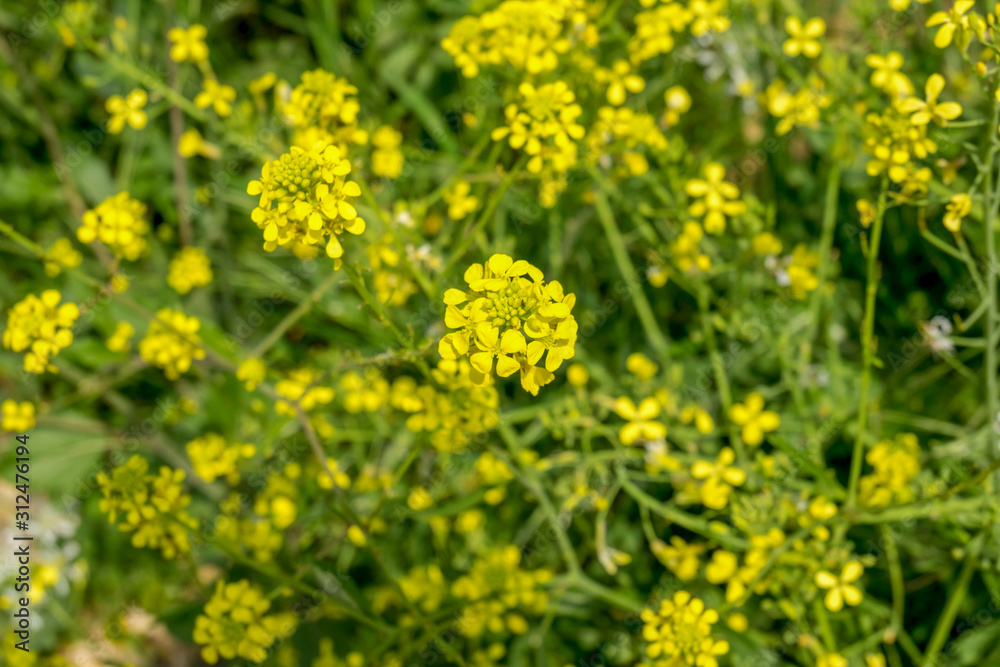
[691,447,745,509]
[96,454,198,559]
[441,0,587,77]
[764,78,832,136]
[43,238,82,277]
[1,400,35,431]
[684,163,747,235]
[492,80,585,175]
[586,106,668,178]
[3,290,79,374]
[106,321,134,352]
[77,192,149,261]
[274,368,335,416]
[669,221,710,274]
[138,308,206,379]
[280,69,367,151]
[247,144,366,261]
[366,236,418,306]
[440,254,578,395]
[193,579,297,664]
[451,546,553,636]
[391,360,500,451]
[860,433,921,507]
[186,433,256,484]
[167,247,213,294]
[640,591,729,667]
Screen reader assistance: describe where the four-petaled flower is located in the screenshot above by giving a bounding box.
[815,561,865,612]
[783,17,825,58]
[898,74,962,127]
[615,397,667,445]
[106,89,148,134]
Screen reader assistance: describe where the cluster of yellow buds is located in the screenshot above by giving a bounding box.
[640,591,730,667]
[3,290,80,373]
[280,69,367,151]
[186,433,256,484]
[860,433,921,507]
[439,254,578,395]
[138,308,206,379]
[96,454,198,559]
[192,579,297,664]
[451,546,553,636]
[77,192,149,260]
[247,144,366,262]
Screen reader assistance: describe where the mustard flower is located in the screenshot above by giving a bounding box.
[689,0,730,36]
[1,400,35,431]
[281,69,365,150]
[168,24,208,63]
[641,591,729,667]
[138,308,206,379]
[274,368,334,415]
[43,238,82,277]
[596,60,645,106]
[943,193,972,232]
[729,392,780,445]
[626,352,658,381]
[443,179,479,220]
[78,192,149,261]
[860,433,921,506]
[247,144,366,261]
[628,4,692,64]
[167,247,213,294]
[186,433,256,484]
[818,655,849,667]
[782,17,825,58]
[3,290,79,374]
[371,125,404,178]
[663,86,692,126]
[690,447,745,509]
[106,89,147,133]
[787,245,821,299]
[670,221,711,272]
[897,74,962,126]
[685,162,747,234]
[440,254,578,395]
[491,81,585,175]
[926,0,974,49]
[106,321,135,352]
[651,536,704,581]
[317,458,351,489]
[815,560,864,612]
[615,397,667,445]
[96,454,198,559]
[195,79,236,117]
[193,579,297,664]
[865,52,913,98]
[179,128,221,159]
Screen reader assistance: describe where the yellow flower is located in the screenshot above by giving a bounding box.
[641,591,729,667]
[818,654,848,667]
[167,247,213,294]
[78,192,149,261]
[371,125,404,178]
[597,60,645,106]
[705,550,738,583]
[926,0,974,49]
[195,79,236,117]
[193,579,297,664]
[106,321,135,353]
[440,254,577,395]
[815,560,864,612]
[1,400,35,431]
[685,162,746,234]
[96,454,198,559]
[237,358,266,390]
[652,537,705,581]
[728,392,780,445]
[567,363,589,387]
[897,74,962,126]
[615,397,667,445]
[186,434,255,484]
[943,193,972,232]
[689,0,730,36]
[168,24,208,63]
[491,81,585,175]
[280,69,366,151]
[443,179,479,219]
[787,244,820,299]
[178,128,221,159]
[782,17,825,58]
[247,144,366,261]
[138,308,206,379]
[317,458,351,490]
[43,238,82,277]
[3,290,79,374]
[663,86,692,126]
[865,52,913,98]
[751,232,783,256]
[691,447,745,509]
[346,525,367,547]
[626,352,658,381]
[106,89,147,134]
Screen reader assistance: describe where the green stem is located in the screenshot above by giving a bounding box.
[249,270,342,358]
[922,536,982,666]
[847,175,889,509]
[592,185,671,364]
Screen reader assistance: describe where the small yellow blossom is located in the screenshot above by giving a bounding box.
[167,247,213,294]
[729,392,780,445]
[43,238,82,277]
[815,561,864,612]
[685,162,747,234]
[106,89,147,133]
[691,447,745,509]
[106,321,135,352]
[195,79,236,117]
[78,192,149,261]
[783,17,825,58]
[3,290,79,374]
[926,0,974,49]
[443,179,479,220]
[641,591,729,666]
[138,308,206,379]
[371,125,404,178]
[168,24,209,63]
[193,579,297,664]
[1,400,35,431]
[615,397,667,444]
[943,193,972,232]
[897,74,962,126]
